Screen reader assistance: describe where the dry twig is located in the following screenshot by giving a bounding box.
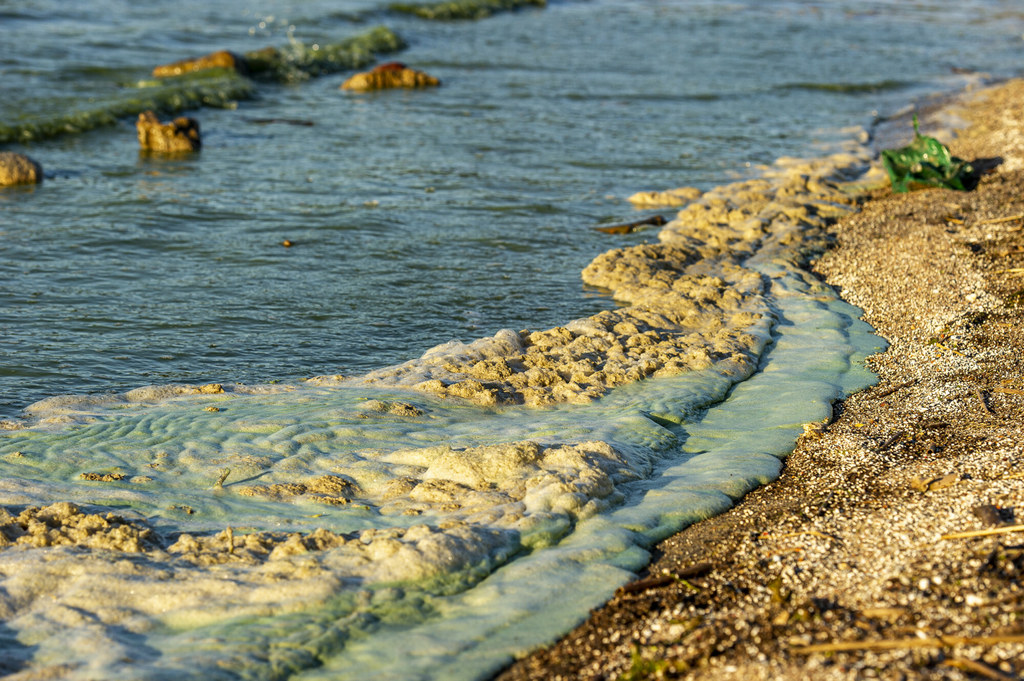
[792,633,1024,654]
[772,531,838,541]
[943,658,1018,681]
[618,563,713,595]
[877,431,907,451]
[940,524,1024,540]
[977,213,1024,226]
[868,379,917,400]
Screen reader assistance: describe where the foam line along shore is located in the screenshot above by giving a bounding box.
[0,120,883,681]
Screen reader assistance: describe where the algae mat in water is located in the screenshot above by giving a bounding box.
[389,0,546,21]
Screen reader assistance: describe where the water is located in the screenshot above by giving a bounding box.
[1,1,1022,679]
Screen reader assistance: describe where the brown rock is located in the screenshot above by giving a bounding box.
[79,472,126,482]
[341,62,441,91]
[136,111,202,153]
[0,151,42,186]
[152,50,247,78]
[627,186,703,208]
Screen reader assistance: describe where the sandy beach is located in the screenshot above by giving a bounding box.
[495,79,1024,681]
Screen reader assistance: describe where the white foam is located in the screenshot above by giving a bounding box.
[0,149,881,680]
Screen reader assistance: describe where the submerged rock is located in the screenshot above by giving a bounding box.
[237,474,360,506]
[152,49,248,77]
[0,151,42,186]
[627,186,703,207]
[0,502,157,552]
[136,110,201,153]
[358,399,425,417]
[341,62,441,91]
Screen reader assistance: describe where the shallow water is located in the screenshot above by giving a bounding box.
[2,1,1024,679]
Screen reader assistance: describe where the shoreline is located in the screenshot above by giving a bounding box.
[0,130,886,678]
[4,70,1019,679]
[494,79,1024,680]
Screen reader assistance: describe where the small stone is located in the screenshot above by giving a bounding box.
[627,186,702,207]
[79,472,126,482]
[910,472,960,493]
[152,50,247,78]
[341,62,440,91]
[136,110,201,153]
[971,504,1004,527]
[0,152,43,186]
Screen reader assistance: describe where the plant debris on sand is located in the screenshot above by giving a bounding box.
[495,80,1024,681]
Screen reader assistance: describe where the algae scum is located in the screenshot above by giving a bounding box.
[2,1,1024,679]
[0,151,880,681]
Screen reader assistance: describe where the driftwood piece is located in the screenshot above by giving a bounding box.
[617,562,713,595]
[593,215,667,235]
[911,472,959,493]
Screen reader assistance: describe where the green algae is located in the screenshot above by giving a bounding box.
[0,70,253,144]
[244,26,406,83]
[389,0,545,21]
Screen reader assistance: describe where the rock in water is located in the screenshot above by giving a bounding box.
[627,186,703,208]
[341,62,441,91]
[136,111,202,153]
[152,50,248,77]
[0,151,42,185]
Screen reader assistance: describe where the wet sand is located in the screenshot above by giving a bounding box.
[495,79,1024,680]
